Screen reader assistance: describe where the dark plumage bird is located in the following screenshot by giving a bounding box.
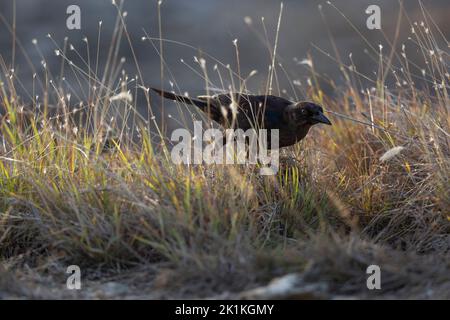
[151,88,331,149]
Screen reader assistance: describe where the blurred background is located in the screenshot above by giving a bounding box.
[0,0,448,125]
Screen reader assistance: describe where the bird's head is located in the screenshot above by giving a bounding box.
[285,101,332,127]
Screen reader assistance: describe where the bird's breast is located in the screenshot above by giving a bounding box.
[277,125,311,148]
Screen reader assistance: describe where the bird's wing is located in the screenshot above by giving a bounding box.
[201,94,294,129]
[227,94,293,129]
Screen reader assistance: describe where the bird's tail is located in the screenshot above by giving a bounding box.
[151,88,208,110]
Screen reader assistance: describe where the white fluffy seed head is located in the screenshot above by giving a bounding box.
[380,146,405,162]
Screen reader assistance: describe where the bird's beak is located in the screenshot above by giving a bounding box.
[312,112,332,125]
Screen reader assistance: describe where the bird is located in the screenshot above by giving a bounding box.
[151,88,331,149]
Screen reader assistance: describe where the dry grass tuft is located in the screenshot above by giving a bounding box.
[0,1,449,299]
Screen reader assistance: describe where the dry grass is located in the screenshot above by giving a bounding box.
[0,1,449,299]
